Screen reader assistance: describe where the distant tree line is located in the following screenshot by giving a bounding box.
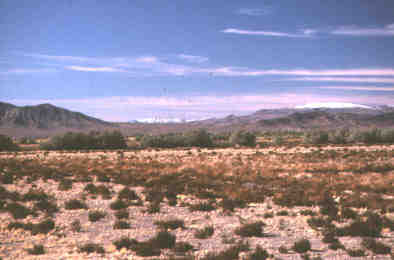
[139,129,257,148]
[2,127,393,152]
[40,131,127,150]
[303,128,394,145]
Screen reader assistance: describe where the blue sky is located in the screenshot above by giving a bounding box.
[1,0,394,121]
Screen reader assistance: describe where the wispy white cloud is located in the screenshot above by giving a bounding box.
[178,54,208,63]
[24,53,94,63]
[319,86,394,91]
[135,56,159,63]
[0,68,58,74]
[204,68,394,77]
[20,53,394,78]
[237,8,271,16]
[331,23,394,36]
[222,28,310,38]
[65,66,126,72]
[222,23,394,38]
[290,77,394,83]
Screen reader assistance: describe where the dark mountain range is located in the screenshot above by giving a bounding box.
[1,101,393,138]
[0,102,114,137]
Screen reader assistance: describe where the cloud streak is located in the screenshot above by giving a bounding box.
[319,86,394,91]
[178,54,208,63]
[290,77,394,83]
[20,53,394,78]
[222,23,394,38]
[222,28,309,38]
[65,66,126,72]
[237,8,271,16]
[331,24,394,36]
[0,68,58,74]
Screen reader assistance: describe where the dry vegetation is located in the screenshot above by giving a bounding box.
[0,144,393,259]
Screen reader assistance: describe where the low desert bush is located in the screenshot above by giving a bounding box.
[71,219,82,232]
[346,248,366,257]
[194,225,214,239]
[220,198,246,212]
[292,239,311,253]
[22,189,50,201]
[154,219,185,230]
[64,199,88,210]
[300,210,317,216]
[235,221,266,237]
[27,244,45,255]
[113,237,138,250]
[88,210,106,222]
[31,219,55,235]
[151,230,176,249]
[118,187,139,201]
[247,245,270,260]
[173,241,194,254]
[189,202,216,212]
[114,209,129,219]
[200,240,250,260]
[147,201,161,213]
[33,199,59,216]
[361,238,391,254]
[6,202,33,219]
[338,212,383,237]
[110,199,128,210]
[113,220,131,229]
[276,210,289,216]
[79,243,105,254]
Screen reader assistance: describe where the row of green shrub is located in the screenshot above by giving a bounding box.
[0,134,19,151]
[2,128,394,151]
[40,131,127,150]
[304,128,394,145]
[139,129,257,148]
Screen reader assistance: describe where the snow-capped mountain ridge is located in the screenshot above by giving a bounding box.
[295,102,373,109]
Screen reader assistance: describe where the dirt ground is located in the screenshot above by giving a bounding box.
[0,145,393,259]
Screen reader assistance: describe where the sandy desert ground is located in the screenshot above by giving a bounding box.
[0,145,393,259]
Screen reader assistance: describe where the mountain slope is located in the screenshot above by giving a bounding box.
[1,101,394,138]
[0,102,114,137]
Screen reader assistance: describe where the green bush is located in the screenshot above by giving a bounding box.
[6,202,32,219]
[361,238,391,254]
[114,209,129,219]
[41,130,127,150]
[113,220,131,229]
[248,245,269,260]
[292,238,311,253]
[235,221,266,237]
[154,219,185,230]
[140,129,213,148]
[64,199,88,210]
[27,244,45,255]
[79,243,105,254]
[151,230,176,249]
[0,134,19,151]
[303,131,329,145]
[230,130,256,147]
[88,210,106,222]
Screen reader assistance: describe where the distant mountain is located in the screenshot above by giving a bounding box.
[187,106,394,132]
[1,101,394,138]
[0,102,114,137]
[295,102,373,109]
